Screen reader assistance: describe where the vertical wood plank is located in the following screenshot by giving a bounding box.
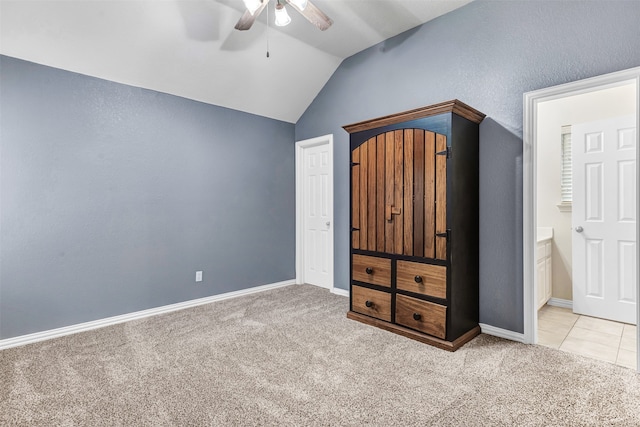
[376,134,386,252]
[384,131,395,253]
[367,138,377,251]
[435,133,447,260]
[424,131,436,258]
[352,146,360,249]
[403,129,414,256]
[393,130,404,255]
[413,130,424,257]
[359,142,368,249]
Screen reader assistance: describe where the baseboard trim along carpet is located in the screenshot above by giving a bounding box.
[0,279,296,351]
[479,323,526,343]
[547,298,573,309]
[330,287,349,297]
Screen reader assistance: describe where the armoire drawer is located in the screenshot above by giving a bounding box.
[395,294,446,339]
[351,285,391,322]
[352,254,391,287]
[396,261,446,299]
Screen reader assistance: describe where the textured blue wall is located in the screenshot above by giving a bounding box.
[295,0,640,333]
[0,56,295,339]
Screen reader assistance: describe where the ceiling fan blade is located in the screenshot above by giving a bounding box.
[286,0,333,31]
[234,0,269,31]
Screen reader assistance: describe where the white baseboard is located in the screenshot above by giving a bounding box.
[547,298,573,309]
[479,323,527,343]
[0,279,296,351]
[331,287,349,297]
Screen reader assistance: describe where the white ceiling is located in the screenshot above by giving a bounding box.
[0,0,472,123]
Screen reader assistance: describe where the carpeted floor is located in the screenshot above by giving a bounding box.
[1,284,639,426]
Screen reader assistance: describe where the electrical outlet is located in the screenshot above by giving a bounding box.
[195,271,203,282]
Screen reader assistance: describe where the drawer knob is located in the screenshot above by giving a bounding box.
[365,300,374,308]
[365,267,374,275]
[413,313,421,321]
[414,275,423,283]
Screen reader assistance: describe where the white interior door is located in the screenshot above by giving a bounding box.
[298,137,333,289]
[572,114,637,324]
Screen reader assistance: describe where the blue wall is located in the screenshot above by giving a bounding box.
[0,56,295,339]
[295,0,640,333]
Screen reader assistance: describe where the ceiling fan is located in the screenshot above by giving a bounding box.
[235,0,333,31]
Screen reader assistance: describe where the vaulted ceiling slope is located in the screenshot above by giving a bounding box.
[0,0,472,123]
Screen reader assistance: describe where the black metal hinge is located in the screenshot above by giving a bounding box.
[351,162,360,167]
[351,227,360,232]
[436,147,452,159]
[435,229,450,240]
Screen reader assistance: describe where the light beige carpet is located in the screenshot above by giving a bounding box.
[1,284,639,426]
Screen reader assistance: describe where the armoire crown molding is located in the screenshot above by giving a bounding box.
[342,99,486,134]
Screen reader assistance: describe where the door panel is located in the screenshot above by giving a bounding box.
[351,129,447,260]
[303,143,332,288]
[572,115,636,324]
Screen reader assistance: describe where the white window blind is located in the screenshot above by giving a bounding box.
[560,125,572,203]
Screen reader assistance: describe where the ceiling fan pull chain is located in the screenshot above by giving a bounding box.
[266,2,270,58]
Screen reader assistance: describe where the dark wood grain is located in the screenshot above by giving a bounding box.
[384,131,394,253]
[413,130,424,257]
[403,130,414,256]
[393,130,404,254]
[352,254,391,287]
[347,311,480,352]
[395,294,446,339]
[396,261,446,299]
[376,134,386,252]
[351,286,392,322]
[424,131,436,258]
[367,138,377,251]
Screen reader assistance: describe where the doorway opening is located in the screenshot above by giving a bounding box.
[523,67,640,372]
[295,134,335,292]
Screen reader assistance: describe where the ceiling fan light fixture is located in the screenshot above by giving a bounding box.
[243,0,262,15]
[289,0,308,10]
[274,3,291,27]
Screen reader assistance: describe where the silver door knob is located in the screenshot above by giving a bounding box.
[326,221,331,227]
[575,226,584,233]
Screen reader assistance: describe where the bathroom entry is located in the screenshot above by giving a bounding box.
[571,114,636,324]
[536,82,637,324]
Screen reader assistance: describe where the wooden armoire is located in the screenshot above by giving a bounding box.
[343,100,485,351]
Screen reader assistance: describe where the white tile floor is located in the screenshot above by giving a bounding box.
[538,305,637,370]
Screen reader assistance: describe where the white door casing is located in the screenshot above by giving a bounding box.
[572,115,637,324]
[522,66,640,370]
[295,135,334,290]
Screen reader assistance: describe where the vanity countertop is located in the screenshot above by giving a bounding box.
[537,227,553,243]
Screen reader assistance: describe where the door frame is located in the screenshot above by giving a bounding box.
[523,66,640,372]
[295,134,335,291]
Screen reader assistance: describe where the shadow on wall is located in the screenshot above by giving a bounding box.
[479,118,524,333]
[380,26,421,53]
